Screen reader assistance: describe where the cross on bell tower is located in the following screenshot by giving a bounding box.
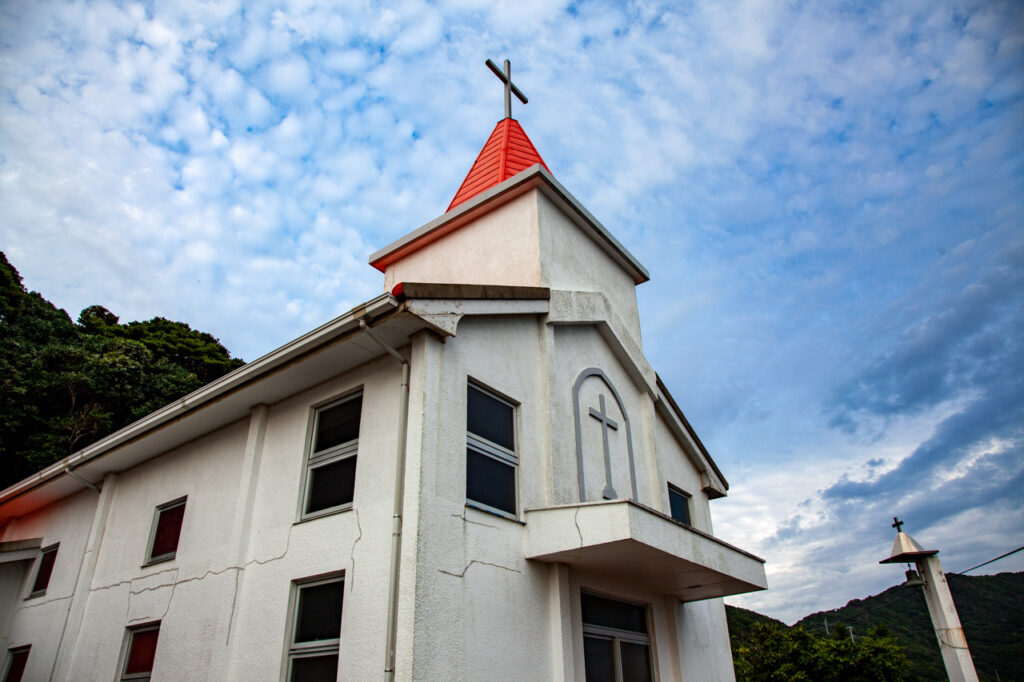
[892,516,904,532]
[486,58,528,119]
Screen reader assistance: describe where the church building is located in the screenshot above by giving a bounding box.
[0,63,766,681]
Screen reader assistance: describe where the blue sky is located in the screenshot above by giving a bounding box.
[1,0,1021,623]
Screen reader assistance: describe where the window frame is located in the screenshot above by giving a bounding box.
[580,591,655,682]
[117,621,161,682]
[465,381,520,520]
[283,572,345,682]
[144,497,187,566]
[27,543,58,598]
[667,484,692,526]
[3,645,30,682]
[299,390,363,521]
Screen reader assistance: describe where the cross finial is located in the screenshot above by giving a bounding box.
[486,58,528,119]
[892,516,904,533]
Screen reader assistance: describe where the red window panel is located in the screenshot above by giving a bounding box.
[149,501,185,561]
[4,647,30,682]
[123,626,160,676]
[30,546,58,595]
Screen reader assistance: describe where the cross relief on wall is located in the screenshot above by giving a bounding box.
[572,368,639,503]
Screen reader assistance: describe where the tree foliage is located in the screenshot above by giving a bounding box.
[0,252,244,488]
[792,572,1024,681]
[732,621,909,682]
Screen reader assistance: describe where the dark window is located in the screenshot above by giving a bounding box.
[313,395,362,452]
[306,457,358,515]
[581,593,648,634]
[303,393,362,517]
[288,576,344,682]
[147,498,186,564]
[581,593,653,682]
[466,384,517,516]
[120,623,160,681]
[3,646,30,682]
[668,485,691,525]
[467,385,514,450]
[29,545,58,596]
[295,581,344,642]
[466,448,516,514]
[582,636,614,682]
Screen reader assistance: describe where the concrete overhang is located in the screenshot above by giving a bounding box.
[0,294,444,519]
[0,538,42,564]
[524,500,766,602]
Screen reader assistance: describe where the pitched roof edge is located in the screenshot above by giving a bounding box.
[0,293,405,509]
[655,373,729,493]
[370,164,650,285]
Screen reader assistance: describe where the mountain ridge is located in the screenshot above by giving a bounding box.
[727,571,1023,681]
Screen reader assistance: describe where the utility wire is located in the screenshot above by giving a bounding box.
[801,545,1023,633]
[954,545,1024,575]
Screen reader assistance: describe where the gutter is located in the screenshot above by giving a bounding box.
[358,320,411,682]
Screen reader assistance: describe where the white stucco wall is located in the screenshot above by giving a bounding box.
[0,489,99,680]
[383,192,543,292]
[537,193,644,348]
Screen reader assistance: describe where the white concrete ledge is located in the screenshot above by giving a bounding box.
[524,500,767,602]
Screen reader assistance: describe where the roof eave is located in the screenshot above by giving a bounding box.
[0,293,421,515]
[369,164,649,285]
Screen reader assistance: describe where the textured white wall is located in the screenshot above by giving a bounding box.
[383,192,543,292]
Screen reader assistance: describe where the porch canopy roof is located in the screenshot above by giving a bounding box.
[525,500,767,602]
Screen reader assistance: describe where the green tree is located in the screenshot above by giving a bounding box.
[0,251,245,489]
[733,622,909,682]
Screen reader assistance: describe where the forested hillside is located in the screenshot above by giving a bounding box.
[0,252,244,489]
[727,571,1024,681]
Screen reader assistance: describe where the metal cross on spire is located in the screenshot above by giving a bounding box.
[892,516,904,532]
[486,58,528,119]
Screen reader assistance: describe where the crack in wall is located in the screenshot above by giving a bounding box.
[574,507,584,547]
[438,559,521,578]
[449,510,498,530]
[13,593,73,610]
[225,568,241,645]
[91,524,298,628]
[349,507,363,592]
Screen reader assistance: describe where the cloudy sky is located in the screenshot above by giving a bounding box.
[2,1,1021,624]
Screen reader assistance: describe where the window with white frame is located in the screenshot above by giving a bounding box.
[28,544,58,597]
[466,382,518,516]
[3,645,30,682]
[286,574,344,682]
[668,484,691,526]
[118,622,160,681]
[581,592,653,682]
[145,497,186,565]
[302,392,362,517]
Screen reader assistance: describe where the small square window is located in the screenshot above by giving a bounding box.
[119,623,160,681]
[466,383,518,517]
[668,485,691,526]
[287,575,344,682]
[3,646,30,682]
[28,544,58,597]
[303,393,362,518]
[146,498,186,565]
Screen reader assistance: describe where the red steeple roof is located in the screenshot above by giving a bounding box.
[447,118,550,212]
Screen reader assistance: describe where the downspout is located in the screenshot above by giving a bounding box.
[358,320,410,682]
